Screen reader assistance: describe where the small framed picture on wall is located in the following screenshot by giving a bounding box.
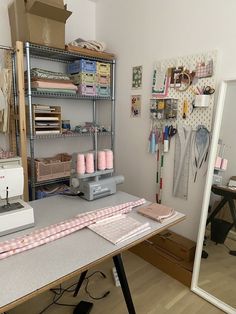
[131,95,141,117]
[132,65,143,89]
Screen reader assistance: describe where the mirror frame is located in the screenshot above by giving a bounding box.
[191,79,236,314]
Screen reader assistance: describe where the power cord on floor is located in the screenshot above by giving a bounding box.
[84,271,110,300]
[38,271,110,314]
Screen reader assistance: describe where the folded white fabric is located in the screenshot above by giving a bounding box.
[69,38,106,52]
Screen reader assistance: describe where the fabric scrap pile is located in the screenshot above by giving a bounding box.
[69,38,106,52]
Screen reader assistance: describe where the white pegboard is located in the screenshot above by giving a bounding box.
[151,51,217,131]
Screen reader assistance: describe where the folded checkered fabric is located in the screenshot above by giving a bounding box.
[25,68,71,81]
[0,198,146,260]
[31,88,77,94]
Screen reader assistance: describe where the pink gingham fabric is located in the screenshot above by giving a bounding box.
[0,198,146,260]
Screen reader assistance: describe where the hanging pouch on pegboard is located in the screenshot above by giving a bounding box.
[152,64,170,98]
[195,59,213,78]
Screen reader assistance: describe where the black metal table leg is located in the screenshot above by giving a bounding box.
[73,270,88,297]
[206,198,227,225]
[228,199,236,229]
[113,254,136,314]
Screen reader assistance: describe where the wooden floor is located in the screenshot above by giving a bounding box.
[8,251,224,314]
[199,236,236,309]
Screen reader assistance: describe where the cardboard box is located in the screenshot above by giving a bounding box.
[148,230,196,262]
[130,240,194,287]
[8,0,72,49]
[27,0,65,10]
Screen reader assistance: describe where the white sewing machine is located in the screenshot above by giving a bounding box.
[0,157,34,236]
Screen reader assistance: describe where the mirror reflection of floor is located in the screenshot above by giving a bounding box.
[199,233,236,308]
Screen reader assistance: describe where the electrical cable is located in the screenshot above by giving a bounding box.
[84,271,110,300]
[38,270,110,314]
[38,284,76,314]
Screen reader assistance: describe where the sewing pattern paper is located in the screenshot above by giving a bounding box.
[88,214,150,244]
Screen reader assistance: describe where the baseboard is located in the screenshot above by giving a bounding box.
[228,230,236,241]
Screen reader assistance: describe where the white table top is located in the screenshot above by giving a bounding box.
[0,191,185,311]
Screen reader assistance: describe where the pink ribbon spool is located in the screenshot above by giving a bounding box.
[86,152,94,173]
[98,151,106,170]
[77,154,85,174]
[105,149,113,169]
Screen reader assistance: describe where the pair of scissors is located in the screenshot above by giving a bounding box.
[168,125,177,138]
[203,86,215,95]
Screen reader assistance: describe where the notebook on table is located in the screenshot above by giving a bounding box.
[138,203,176,222]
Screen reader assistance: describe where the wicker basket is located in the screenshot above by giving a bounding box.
[0,151,15,159]
[31,153,71,182]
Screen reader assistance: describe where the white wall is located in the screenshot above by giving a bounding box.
[65,0,96,42]
[95,0,236,241]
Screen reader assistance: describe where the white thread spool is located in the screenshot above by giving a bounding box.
[164,140,169,153]
[98,151,106,170]
[105,149,113,169]
[85,152,94,173]
[77,154,85,174]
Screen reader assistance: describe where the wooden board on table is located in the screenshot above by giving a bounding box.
[66,45,115,61]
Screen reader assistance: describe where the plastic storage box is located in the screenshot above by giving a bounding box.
[78,84,96,96]
[97,62,110,75]
[97,85,111,97]
[97,74,110,85]
[71,72,96,85]
[68,59,96,74]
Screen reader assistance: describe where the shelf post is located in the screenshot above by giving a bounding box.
[93,99,98,171]
[15,41,29,201]
[111,59,116,165]
[25,42,36,200]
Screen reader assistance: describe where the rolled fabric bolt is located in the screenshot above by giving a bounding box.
[105,149,113,169]
[77,154,85,174]
[86,153,94,173]
[98,151,106,170]
[221,158,228,170]
[215,156,222,169]
[164,140,169,153]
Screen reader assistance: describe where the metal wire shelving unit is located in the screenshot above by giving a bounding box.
[22,42,116,200]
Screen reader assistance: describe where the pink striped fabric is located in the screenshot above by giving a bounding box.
[31,80,77,90]
[0,198,146,260]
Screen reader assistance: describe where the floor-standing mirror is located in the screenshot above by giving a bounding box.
[191,79,236,314]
